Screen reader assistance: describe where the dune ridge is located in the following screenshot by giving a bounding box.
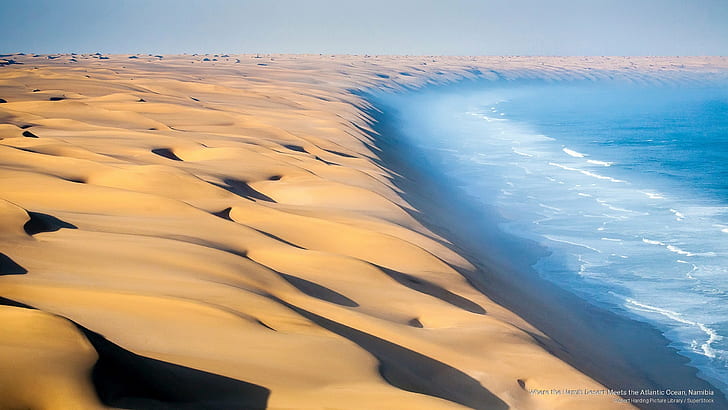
[2,54,726,409]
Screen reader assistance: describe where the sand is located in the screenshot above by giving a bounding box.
[1,53,727,409]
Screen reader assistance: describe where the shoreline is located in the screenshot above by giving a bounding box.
[366,91,728,409]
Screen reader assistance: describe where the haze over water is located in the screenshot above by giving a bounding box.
[377,76,728,395]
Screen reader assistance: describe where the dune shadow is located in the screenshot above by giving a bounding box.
[277,272,359,307]
[0,254,27,275]
[0,296,33,308]
[216,179,275,203]
[407,318,424,328]
[376,266,486,315]
[277,298,507,410]
[24,211,78,235]
[314,156,338,166]
[324,149,357,159]
[247,226,305,250]
[211,207,234,221]
[82,327,270,410]
[151,148,183,161]
[282,144,306,153]
[0,297,270,410]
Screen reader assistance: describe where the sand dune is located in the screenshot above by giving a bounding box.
[2,54,726,409]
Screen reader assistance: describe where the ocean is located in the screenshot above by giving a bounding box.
[374,75,728,396]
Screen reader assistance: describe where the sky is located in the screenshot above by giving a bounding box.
[1,0,727,56]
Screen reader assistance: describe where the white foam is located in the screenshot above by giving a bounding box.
[512,148,534,157]
[666,244,696,257]
[544,235,602,253]
[467,112,506,122]
[685,264,698,280]
[596,199,640,213]
[535,134,556,141]
[587,159,614,167]
[539,203,562,212]
[624,298,722,359]
[601,237,622,242]
[562,147,585,158]
[643,191,664,199]
[549,162,626,183]
[641,238,707,257]
[670,208,685,221]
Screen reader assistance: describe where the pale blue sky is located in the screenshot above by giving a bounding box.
[1,0,726,55]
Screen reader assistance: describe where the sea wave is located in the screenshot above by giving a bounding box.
[587,159,614,166]
[548,162,626,183]
[624,297,723,359]
[562,147,585,157]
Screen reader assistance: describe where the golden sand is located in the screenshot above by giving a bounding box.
[2,54,725,409]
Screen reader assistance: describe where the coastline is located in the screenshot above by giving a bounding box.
[366,94,728,409]
[1,54,727,409]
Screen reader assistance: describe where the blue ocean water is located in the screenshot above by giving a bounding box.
[377,78,728,394]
